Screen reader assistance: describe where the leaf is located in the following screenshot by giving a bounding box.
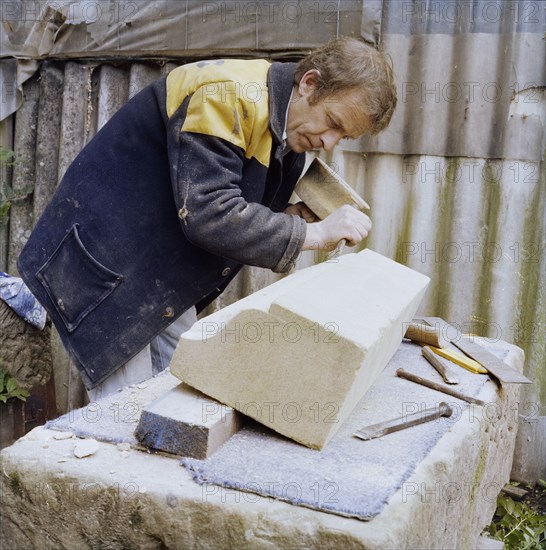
[489,490,546,549]
[10,184,34,202]
[6,377,17,393]
[506,532,520,546]
[0,394,7,403]
[0,147,15,164]
[526,512,537,524]
[490,525,504,541]
[0,201,11,225]
[12,389,29,401]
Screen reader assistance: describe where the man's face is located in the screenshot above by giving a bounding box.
[286,70,372,153]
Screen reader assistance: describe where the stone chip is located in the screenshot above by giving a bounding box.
[73,438,99,458]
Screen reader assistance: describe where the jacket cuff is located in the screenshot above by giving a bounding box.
[272,215,306,273]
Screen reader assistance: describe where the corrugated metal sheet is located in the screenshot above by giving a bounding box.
[0,1,544,478]
[358,1,546,161]
[364,0,545,482]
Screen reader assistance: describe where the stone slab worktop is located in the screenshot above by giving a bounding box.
[0,338,523,549]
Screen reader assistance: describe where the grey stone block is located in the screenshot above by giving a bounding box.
[134,383,243,458]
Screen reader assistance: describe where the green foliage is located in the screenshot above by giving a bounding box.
[488,487,546,549]
[0,362,29,403]
[0,201,10,227]
[0,146,32,228]
[0,147,33,401]
[0,146,18,166]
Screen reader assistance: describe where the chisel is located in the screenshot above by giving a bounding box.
[353,402,452,441]
[428,346,488,374]
[404,320,486,374]
[396,368,487,407]
[422,346,460,384]
[327,237,347,260]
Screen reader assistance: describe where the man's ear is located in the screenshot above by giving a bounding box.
[297,69,321,98]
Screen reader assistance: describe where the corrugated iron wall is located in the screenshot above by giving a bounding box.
[0,1,544,479]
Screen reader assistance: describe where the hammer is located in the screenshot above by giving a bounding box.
[295,158,369,258]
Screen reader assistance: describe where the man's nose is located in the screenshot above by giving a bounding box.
[320,130,342,152]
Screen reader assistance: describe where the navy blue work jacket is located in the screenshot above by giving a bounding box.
[18,60,306,388]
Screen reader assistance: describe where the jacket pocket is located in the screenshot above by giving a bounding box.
[36,224,123,333]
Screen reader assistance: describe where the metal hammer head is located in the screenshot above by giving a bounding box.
[294,157,369,220]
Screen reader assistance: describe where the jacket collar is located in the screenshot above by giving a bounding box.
[267,62,297,144]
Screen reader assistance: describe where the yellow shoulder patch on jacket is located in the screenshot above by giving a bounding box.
[166,59,272,167]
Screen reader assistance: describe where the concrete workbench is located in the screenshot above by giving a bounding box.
[1,339,523,549]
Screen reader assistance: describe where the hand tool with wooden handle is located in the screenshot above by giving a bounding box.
[428,346,488,374]
[403,320,485,375]
[396,368,487,407]
[327,237,347,260]
[295,157,369,220]
[404,322,449,348]
[422,346,460,384]
[415,317,488,374]
[452,336,532,384]
[353,402,452,441]
[295,157,369,260]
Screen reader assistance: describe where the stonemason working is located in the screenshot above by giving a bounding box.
[17,38,397,399]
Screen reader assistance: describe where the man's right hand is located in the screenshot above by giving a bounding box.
[301,205,372,251]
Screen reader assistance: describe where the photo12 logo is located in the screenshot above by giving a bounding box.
[200,320,339,344]
[201,2,341,24]
[1,2,139,23]
[401,2,541,25]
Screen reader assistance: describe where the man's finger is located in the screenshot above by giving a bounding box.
[297,202,318,222]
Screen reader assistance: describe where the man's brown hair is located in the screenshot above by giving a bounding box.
[295,38,397,135]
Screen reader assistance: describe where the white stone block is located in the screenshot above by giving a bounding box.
[170,249,430,449]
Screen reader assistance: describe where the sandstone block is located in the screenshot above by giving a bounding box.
[170,249,430,449]
[134,383,243,458]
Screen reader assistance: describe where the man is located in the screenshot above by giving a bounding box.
[17,38,396,398]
